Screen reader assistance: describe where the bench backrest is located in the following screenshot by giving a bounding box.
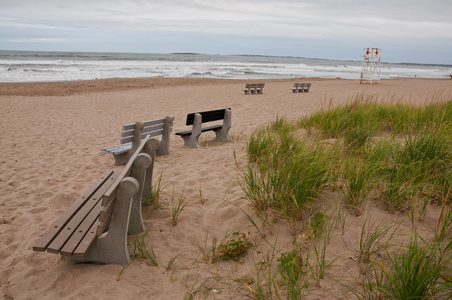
[245,83,264,89]
[185,108,231,126]
[294,83,311,88]
[98,135,157,235]
[120,117,174,145]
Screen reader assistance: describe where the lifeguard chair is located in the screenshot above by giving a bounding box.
[360,48,381,84]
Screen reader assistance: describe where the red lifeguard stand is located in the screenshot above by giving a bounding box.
[360,48,381,84]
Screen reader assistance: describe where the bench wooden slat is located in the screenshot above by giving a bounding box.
[33,170,115,252]
[122,123,135,131]
[99,196,114,222]
[121,123,164,138]
[176,124,223,136]
[46,171,120,254]
[185,108,230,125]
[142,117,170,127]
[120,128,135,138]
[120,128,164,144]
[175,130,192,136]
[101,144,131,153]
[109,145,132,155]
[59,203,102,256]
[141,128,164,139]
[97,208,112,236]
[122,117,173,134]
[142,124,165,136]
[201,125,223,132]
[72,220,98,257]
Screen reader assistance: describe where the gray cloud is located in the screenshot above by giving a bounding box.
[1,0,451,63]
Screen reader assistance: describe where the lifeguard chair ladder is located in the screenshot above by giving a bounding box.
[360,48,381,84]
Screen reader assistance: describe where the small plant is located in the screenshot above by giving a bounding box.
[143,171,166,209]
[168,189,187,226]
[218,232,253,261]
[198,185,207,204]
[278,239,306,283]
[359,217,398,266]
[166,252,183,271]
[131,227,158,266]
[202,229,233,263]
[436,191,452,242]
[309,215,336,284]
[307,211,329,238]
[380,162,416,212]
[244,240,284,299]
[340,156,376,216]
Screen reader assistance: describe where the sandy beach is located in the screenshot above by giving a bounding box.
[1,77,451,299]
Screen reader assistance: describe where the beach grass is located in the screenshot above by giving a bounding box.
[240,94,452,299]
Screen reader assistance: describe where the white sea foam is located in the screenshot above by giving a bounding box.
[1,51,451,83]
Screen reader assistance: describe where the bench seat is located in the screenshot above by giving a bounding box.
[33,170,119,254]
[175,124,223,136]
[101,144,133,156]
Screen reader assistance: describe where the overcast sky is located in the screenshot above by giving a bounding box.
[1,0,451,64]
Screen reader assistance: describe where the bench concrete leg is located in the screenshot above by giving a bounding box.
[113,152,130,166]
[142,138,159,205]
[182,113,202,148]
[214,108,232,142]
[128,153,153,234]
[158,116,172,155]
[67,177,139,265]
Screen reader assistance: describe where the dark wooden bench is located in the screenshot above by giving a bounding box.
[243,83,265,95]
[101,116,174,165]
[175,108,232,148]
[33,135,160,265]
[292,83,311,93]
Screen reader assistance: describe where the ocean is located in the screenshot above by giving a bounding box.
[1,50,451,83]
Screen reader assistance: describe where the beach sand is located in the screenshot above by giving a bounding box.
[1,77,451,299]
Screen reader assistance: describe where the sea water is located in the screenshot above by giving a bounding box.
[1,50,451,83]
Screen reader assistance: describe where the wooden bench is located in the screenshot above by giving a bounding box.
[175,108,232,148]
[33,135,160,265]
[243,83,265,95]
[101,116,174,165]
[292,83,311,93]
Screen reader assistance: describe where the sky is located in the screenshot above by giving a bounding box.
[1,0,451,64]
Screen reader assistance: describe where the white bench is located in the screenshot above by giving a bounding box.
[292,83,311,93]
[243,83,265,95]
[33,136,159,265]
[101,116,174,165]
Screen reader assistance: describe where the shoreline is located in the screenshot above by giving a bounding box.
[0,76,449,97]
